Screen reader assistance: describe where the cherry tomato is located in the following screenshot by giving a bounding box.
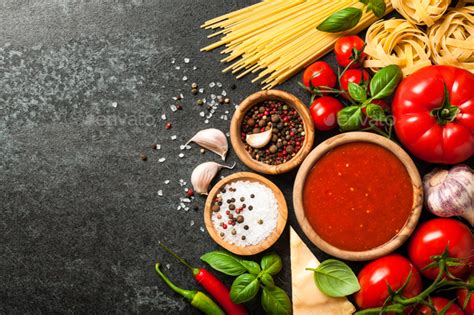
[457,287,474,314]
[334,35,366,68]
[302,61,337,90]
[340,69,370,100]
[309,96,344,131]
[416,297,464,314]
[408,218,474,280]
[355,254,423,309]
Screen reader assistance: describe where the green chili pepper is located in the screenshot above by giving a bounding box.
[155,263,225,315]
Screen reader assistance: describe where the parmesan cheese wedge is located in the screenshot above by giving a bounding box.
[290,227,355,315]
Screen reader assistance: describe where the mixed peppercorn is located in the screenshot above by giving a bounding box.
[241,100,305,165]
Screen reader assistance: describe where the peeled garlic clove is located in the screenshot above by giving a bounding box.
[246,123,273,149]
[186,128,228,160]
[424,164,473,226]
[191,161,236,195]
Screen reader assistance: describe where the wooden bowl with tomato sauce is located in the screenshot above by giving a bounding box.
[230,90,315,175]
[293,132,423,261]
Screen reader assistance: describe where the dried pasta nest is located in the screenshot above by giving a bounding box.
[364,19,432,76]
[391,0,451,26]
[428,6,474,72]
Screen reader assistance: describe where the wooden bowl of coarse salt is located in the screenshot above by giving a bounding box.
[204,172,288,255]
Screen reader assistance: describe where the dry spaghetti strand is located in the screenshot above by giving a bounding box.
[201,0,393,89]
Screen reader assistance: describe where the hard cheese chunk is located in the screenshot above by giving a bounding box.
[290,227,355,315]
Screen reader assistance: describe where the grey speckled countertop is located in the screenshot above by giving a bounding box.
[1,1,462,314]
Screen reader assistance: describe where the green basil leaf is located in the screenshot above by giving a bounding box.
[230,274,260,304]
[348,82,367,102]
[365,104,386,121]
[369,0,386,17]
[337,106,362,131]
[311,259,360,297]
[240,260,261,275]
[260,253,283,275]
[261,273,275,288]
[370,64,403,100]
[317,8,362,33]
[359,0,369,4]
[261,286,292,315]
[200,251,248,276]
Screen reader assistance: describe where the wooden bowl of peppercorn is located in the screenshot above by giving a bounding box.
[230,90,315,175]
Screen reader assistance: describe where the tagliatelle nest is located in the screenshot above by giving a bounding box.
[428,6,474,72]
[364,19,432,76]
[391,0,451,26]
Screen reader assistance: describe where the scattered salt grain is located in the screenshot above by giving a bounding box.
[190,220,195,226]
[158,190,163,196]
[164,180,170,184]
[171,135,177,140]
[111,102,118,108]
[193,66,198,70]
[179,153,184,158]
[199,88,204,93]
[158,157,166,163]
[179,179,186,187]
[155,144,162,150]
[222,90,227,96]
[184,58,190,63]
[170,105,177,112]
[161,114,167,120]
[210,94,216,100]
[200,227,205,232]
[204,119,209,124]
[216,82,223,88]
[175,66,180,70]
[186,145,192,150]
[209,82,216,88]
[166,263,171,269]
[199,112,205,117]
[182,76,188,81]
[171,58,176,64]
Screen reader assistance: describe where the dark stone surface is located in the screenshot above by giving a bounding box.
[2,1,470,314]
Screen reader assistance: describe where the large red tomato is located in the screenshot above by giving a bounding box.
[355,254,423,309]
[416,297,464,314]
[408,218,473,280]
[392,65,474,164]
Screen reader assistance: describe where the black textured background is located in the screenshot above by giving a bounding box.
[1,1,471,314]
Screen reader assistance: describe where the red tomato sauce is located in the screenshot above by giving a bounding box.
[303,142,413,251]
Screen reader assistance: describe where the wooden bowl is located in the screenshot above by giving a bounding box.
[293,132,423,261]
[230,90,315,175]
[204,172,288,256]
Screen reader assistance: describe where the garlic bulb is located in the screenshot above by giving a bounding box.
[186,128,228,160]
[191,162,235,195]
[246,123,273,149]
[424,164,473,226]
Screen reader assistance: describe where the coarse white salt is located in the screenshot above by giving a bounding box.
[200,226,205,232]
[222,90,227,96]
[180,144,186,150]
[185,145,192,150]
[211,180,279,247]
[216,82,223,88]
[199,112,205,117]
[204,119,209,124]
[164,180,170,184]
[209,82,216,88]
[155,144,161,150]
[161,114,167,120]
[175,66,180,70]
[158,190,163,196]
[190,220,195,226]
[199,88,204,93]
[170,105,177,112]
[184,58,190,63]
[182,76,188,81]
[179,153,184,158]
[158,157,166,163]
[171,135,177,140]
[171,58,176,64]
[111,102,118,108]
[193,66,197,70]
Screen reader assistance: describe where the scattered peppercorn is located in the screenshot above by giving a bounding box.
[191,89,198,95]
[191,82,198,89]
[140,153,147,161]
[236,215,244,223]
[193,203,199,211]
[244,225,249,230]
[230,84,237,90]
[212,205,220,212]
[224,98,230,104]
[197,99,204,106]
[258,219,263,225]
[165,122,172,129]
[186,188,194,197]
[241,236,246,240]
[176,104,183,110]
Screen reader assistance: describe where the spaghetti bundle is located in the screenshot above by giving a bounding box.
[428,6,474,72]
[201,0,392,89]
[364,19,432,76]
[391,0,451,26]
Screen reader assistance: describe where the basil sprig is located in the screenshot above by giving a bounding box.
[370,64,403,100]
[201,251,291,315]
[307,259,360,297]
[317,0,386,33]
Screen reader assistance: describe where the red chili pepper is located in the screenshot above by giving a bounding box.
[159,242,248,315]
